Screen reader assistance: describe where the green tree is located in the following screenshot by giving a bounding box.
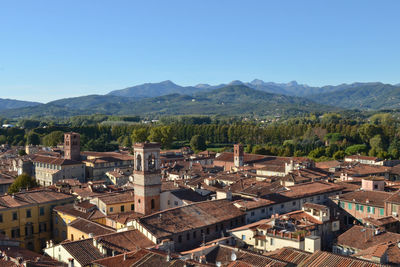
[0,135,6,144]
[333,150,346,160]
[18,149,27,156]
[369,134,386,153]
[345,144,368,155]
[308,147,326,159]
[131,128,149,143]
[190,135,206,152]
[26,132,41,145]
[42,131,64,147]
[8,173,37,194]
[148,126,173,148]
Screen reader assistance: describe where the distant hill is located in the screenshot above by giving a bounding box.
[107,80,205,98]
[1,85,335,118]
[309,82,400,109]
[107,79,349,98]
[0,98,41,111]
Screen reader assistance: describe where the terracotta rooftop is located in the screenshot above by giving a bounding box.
[68,217,115,236]
[215,152,267,164]
[204,245,288,267]
[302,202,328,210]
[61,238,104,266]
[106,211,143,225]
[280,181,343,199]
[298,250,388,267]
[93,230,154,253]
[32,155,82,166]
[337,225,400,251]
[53,203,105,220]
[138,199,244,239]
[264,247,311,265]
[170,188,209,203]
[346,155,380,161]
[335,190,393,207]
[95,190,134,205]
[0,189,74,210]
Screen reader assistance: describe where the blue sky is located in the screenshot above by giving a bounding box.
[0,0,399,102]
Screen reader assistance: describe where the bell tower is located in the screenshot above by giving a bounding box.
[234,143,244,168]
[133,142,161,215]
[64,132,80,161]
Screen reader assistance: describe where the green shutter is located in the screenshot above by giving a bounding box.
[380,208,384,216]
[348,203,352,210]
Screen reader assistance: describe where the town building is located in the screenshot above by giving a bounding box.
[129,199,245,251]
[0,189,74,252]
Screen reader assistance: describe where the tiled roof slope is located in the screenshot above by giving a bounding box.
[298,250,389,267]
[138,199,244,239]
[61,238,104,266]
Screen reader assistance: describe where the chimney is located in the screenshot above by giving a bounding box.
[68,258,74,267]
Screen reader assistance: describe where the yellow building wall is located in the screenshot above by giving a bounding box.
[0,199,74,253]
[53,211,79,243]
[67,225,90,241]
[102,201,135,215]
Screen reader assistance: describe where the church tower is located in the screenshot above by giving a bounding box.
[234,143,244,168]
[64,132,81,161]
[133,142,161,215]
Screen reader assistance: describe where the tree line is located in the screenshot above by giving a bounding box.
[1,113,400,161]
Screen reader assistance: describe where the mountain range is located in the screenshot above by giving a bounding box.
[0,98,41,111]
[1,80,400,118]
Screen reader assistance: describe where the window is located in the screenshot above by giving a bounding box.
[131,204,134,211]
[136,154,142,171]
[25,223,33,237]
[40,207,45,216]
[178,235,182,243]
[39,222,47,233]
[174,201,178,206]
[110,207,114,212]
[270,238,274,245]
[11,228,20,238]
[380,208,384,216]
[281,204,285,209]
[186,233,190,240]
[206,228,210,234]
[120,205,125,212]
[242,235,246,240]
[310,197,314,202]
[374,184,378,189]
[356,204,359,211]
[148,154,156,170]
[317,196,320,200]
[372,207,375,214]
[269,207,273,211]
[348,203,352,210]
[367,206,371,213]
[292,201,296,206]
[26,209,31,218]
[360,205,364,212]
[340,202,345,208]
[12,212,17,220]
[0,214,2,223]
[167,200,171,206]
[251,211,255,216]
[261,208,265,213]
[193,231,197,239]
[151,199,155,209]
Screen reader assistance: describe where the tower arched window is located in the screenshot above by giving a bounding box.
[148,154,156,171]
[136,154,142,171]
